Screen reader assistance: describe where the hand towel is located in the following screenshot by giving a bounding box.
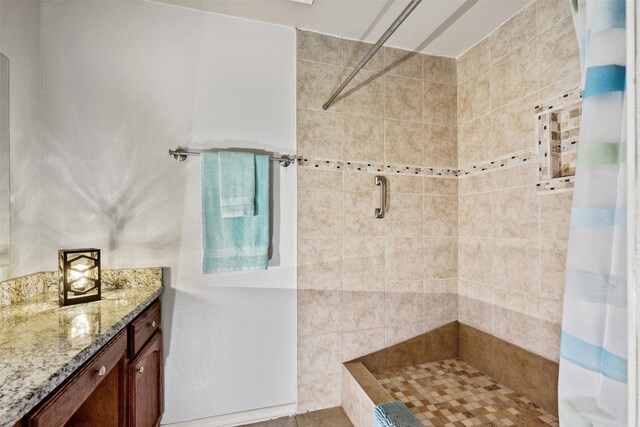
[202,151,269,273]
[218,151,256,218]
[373,401,423,427]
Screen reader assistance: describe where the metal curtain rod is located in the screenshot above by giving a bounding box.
[322,0,423,110]
[168,148,297,167]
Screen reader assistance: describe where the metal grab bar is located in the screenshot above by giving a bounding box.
[374,176,386,219]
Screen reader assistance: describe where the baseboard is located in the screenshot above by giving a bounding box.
[161,403,297,427]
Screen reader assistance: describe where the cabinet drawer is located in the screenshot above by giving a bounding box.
[28,329,127,427]
[129,300,161,358]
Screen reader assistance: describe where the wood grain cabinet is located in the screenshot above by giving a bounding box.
[22,299,163,427]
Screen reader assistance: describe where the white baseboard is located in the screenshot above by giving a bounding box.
[161,403,297,427]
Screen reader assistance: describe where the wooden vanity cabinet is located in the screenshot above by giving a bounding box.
[22,299,163,427]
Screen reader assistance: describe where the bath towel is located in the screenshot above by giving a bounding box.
[218,151,256,217]
[202,151,269,273]
[373,401,423,427]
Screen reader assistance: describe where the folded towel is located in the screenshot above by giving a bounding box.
[373,401,423,427]
[218,151,256,218]
[202,152,269,273]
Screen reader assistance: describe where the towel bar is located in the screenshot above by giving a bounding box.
[168,148,296,167]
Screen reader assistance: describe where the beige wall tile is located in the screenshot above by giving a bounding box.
[297,30,342,65]
[298,168,343,191]
[385,193,423,237]
[458,193,492,238]
[458,68,490,124]
[298,238,343,290]
[424,237,458,279]
[298,333,342,380]
[297,109,342,158]
[343,39,384,71]
[491,187,539,239]
[385,75,423,122]
[424,177,457,195]
[490,164,537,191]
[458,114,492,166]
[540,239,567,301]
[385,238,423,281]
[297,60,343,111]
[343,114,384,162]
[493,306,541,354]
[493,287,539,318]
[423,54,456,85]
[538,72,581,103]
[344,191,384,237]
[493,239,540,294]
[539,191,573,240]
[298,289,343,335]
[298,379,342,413]
[385,323,423,346]
[424,195,458,237]
[299,190,344,238]
[342,69,384,118]
[458,295,493,333]
[538,17,581,94]
[424,124,457,167]
[342,329,386,362]
[458,239,492,285]
[541,320,561,361]
[386,280,422,293]
[536,0,573,34]
[384,119,423,165]
[343,290,385,331]
[385,174,423,194]
[491,40,539,110]
[385,291,423,327]
[490,3,537,61]
[384,47,422,79]
[424,82,457,125]
[490,94,537,157]
[457,38,490,84]
[458,173,491,195]
[424,278,458,294]
[344,172,376,192]
[343,237,385,291]
[540,297,562,324]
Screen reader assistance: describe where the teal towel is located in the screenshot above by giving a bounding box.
[373,401,422,427]
[202,152,269,273]
[218,151,256,218]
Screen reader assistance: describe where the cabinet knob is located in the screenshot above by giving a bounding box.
[149,320,157,328]
[96,366,106,377]
[138,366,144,374]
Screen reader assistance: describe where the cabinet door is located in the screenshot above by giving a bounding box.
[129,331,163,427]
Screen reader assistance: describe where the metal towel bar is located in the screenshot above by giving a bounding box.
[168,148,296,167]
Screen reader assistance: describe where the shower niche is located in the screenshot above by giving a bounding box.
[535,89,582,188]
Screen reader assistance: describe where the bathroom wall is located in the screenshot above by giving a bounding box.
[456,0,579,361]
[39,2,296,424]
[296,30,458,412]
[0,0,43,281]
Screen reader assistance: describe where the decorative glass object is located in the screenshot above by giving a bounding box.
[59,248,101,306]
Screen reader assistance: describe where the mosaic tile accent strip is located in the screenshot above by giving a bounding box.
[537,176,575,193]
[457,148,538,176]
[374,359,559,427]
[0,267,164,308]
[296,157,458,178]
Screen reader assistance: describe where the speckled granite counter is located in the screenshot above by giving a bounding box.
[0,270,163,427]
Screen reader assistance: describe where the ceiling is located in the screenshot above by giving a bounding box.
[151,0,531,58]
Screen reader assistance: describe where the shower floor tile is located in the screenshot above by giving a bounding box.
[373,359,559,427]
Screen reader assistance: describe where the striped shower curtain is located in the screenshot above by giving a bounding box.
[558,0,627,426]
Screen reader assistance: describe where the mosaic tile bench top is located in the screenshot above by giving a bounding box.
[373,359,559,427]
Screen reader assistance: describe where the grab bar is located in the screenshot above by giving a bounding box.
[374,176,386,219]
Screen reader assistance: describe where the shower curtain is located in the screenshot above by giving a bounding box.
[558,0,627,426]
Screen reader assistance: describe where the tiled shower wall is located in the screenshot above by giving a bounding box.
[297,0,581,413]
[456,0,579,361]
[296,30,458,411]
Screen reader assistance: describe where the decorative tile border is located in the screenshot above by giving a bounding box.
[296,157,458,178]
[0,267,164,308]
[537,176,575,193]
[457,148,538,176]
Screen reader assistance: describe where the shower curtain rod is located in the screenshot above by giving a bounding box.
[168,148,297,167]
[322,0,423,110]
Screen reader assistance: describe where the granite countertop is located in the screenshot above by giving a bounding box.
[0,283,163,427]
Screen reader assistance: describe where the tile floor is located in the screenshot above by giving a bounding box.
[374,359,559,427]
[242,407,353,427]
